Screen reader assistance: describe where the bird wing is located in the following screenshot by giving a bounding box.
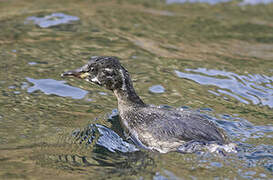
[145,108,228,143]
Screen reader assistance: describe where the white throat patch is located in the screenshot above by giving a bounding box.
[119,69,127,91]
[90,76,101,84]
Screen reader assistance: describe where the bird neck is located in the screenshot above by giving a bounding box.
[113,78,146,108]
[113,68,146,108]
[114,88,146,108]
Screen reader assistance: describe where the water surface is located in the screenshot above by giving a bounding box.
[0,0,272,179]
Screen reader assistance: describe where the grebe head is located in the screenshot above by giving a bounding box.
[62,56,129,91]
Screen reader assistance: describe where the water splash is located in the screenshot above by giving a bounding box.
[55,106,272,177]
[25,13,79,28]
[72,124,138,153]
[206,113,273,174]
[26,77,88,99]
[175,68,273,107]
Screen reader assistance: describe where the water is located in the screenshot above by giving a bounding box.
[175,68,273,107]
[0,0,273,179]
[149,85,166,93]
[26,77,88,99]
[166,0,230,4]
[71,123,138,153]
[25,13,80,28]
[166,0,273,5]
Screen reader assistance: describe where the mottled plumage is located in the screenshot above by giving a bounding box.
[62,56,230,153]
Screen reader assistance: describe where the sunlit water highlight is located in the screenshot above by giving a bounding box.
[1,0,273,179]
[24,69,272,177]
[55,106,272,178]
[26,77,88,99]
[175,68,273,107]
[25,13,79,28]
[72,123,138,153]
[149,85,165,93]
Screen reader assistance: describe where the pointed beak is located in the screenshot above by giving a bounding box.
[61,68,89,79]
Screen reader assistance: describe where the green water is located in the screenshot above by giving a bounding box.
[0,0,273,179]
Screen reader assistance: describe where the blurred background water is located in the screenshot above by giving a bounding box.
[0,0,272,179]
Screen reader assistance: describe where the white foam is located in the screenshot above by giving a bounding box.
[207,143,237,153]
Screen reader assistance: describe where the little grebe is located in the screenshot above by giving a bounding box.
[62,56,230,153]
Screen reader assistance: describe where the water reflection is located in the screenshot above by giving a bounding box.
[25,13,79,28]
[166,0,229,4]
[28,62,38,66]
[72,124,138,153]
[53,150,156,178]
[240,0,273,5]
[207,112,273,175]
[166,0,273,5]
[26,77,88,99]
[204,113,273,142]
[49,107,273,178]
[175,68,273,107]
[153,171,181,180]
[42,118,155,178]
[149,85,165,94]
[1,0,273,179]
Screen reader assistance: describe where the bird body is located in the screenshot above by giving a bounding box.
[62,56,230,153]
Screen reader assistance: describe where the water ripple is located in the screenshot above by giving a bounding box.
[149,85,165,93]
[57,107,272,176]
[25,13,79,28]
[26,77,88,99]
[175,68,273,107]
[72,124,138,153]
[166,0,273,5]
